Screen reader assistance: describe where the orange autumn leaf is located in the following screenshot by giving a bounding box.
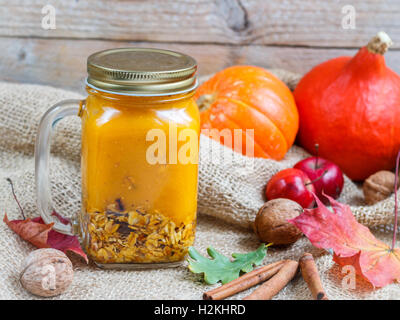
[4,213,53,248]
[4,213,88,263]
[289,195,400,288]
[4,179,88,263]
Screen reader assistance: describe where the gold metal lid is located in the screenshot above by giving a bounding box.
[87,48,197,95]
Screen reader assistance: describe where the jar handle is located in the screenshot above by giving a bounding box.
[35,99,84,235]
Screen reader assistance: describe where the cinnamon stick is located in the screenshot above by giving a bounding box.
[203,260,286,300]
[243,260,299,300]
[299,253,328,300]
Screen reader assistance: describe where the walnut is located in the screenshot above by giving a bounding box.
[363,170,396,205]
[20,248,73,297]
[254,199,303,245]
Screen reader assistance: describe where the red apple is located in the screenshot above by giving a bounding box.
[266,168,316,208]
[294,155,344,204]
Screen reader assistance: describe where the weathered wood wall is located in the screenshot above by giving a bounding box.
[1,0,399,93]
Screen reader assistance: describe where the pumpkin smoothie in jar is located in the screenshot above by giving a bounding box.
[79,48,200,268]
[35,48,199,269]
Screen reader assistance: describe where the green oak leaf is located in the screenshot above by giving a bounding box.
[187,244,268,284]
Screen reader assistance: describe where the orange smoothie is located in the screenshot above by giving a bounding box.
[80,87,199,264]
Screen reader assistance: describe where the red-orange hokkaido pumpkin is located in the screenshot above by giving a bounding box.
[294,32,400,181]
[195,66,299,160]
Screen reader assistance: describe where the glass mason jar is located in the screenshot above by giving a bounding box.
[35,48,200,269]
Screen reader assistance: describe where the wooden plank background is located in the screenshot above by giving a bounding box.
[1,0,399,93]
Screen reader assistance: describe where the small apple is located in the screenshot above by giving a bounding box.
[294,145,344,204]
[265,168,316,208]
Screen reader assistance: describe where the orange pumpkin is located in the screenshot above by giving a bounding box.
[194,66,299,160]
[294,32,400,181]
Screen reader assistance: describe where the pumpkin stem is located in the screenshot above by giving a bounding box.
[197,93,216,112]
[367,31,393,55]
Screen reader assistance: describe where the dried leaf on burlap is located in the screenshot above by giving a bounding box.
[289,195,400,287]
[188,244,267,284]
[4,212,88,263]
[4,214,53,248]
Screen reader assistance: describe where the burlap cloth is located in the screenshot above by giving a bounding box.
[0,70,399,300]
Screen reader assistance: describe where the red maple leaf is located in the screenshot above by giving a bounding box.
[4,212,88,263]
[289,195,400,287]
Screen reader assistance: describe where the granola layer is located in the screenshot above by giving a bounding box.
[84,205,195,264]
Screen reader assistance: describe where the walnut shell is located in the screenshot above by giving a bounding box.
[363,170,396,205]
[254,198,303,245]
[20,248,73,297]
